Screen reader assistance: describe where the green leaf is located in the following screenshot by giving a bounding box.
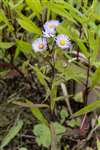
[8,0,24,10]
[72,100,100,117]
[77,39,89,57]
[49,3,76,23]
[26,100,48,125]
[67,118,80,127]
[90,35,100,63]
[33,122,65,148]
[91,67,100,88]
[97,116,100,126]
[50,83,57,111]
[19,148,28,150]
[33,65,50,95]
[97,138,100,150]
[0,120,23,148]
[53,122,66,135]
[25,0,42,18]
[0,9,14,31]
[17,16,41,34]
[74,92,83,103]
[15,40,32,59]
[0,42,14,49]
[60,108,69,123]
[55,60,85,83]
[33,124,51,148]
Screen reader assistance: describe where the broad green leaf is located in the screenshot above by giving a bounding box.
[17,17,41,34]
[0,120,23,148]
[33,122,65,148]
[53,122,66,135]
[33,123,51,148]
[72,100,100,117]
[55,60,86,83]
[0,42,14,49]
[26,100,48,125]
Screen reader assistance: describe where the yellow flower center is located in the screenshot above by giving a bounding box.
[60,39,65,45]
[39,43,44,49]
[49,24,55,28]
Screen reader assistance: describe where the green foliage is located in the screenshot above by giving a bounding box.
[60,107,69,123]
[0,0,100,149]
[25,0,42,18]
[67,118,80,127]
[17,16,41,34]
[33,122,66,148]
[33,123,51,148]
[0,120,23,148]
[19,148,28,150]
[15,40,32,59]
[97,138,100,150]
[0,42,14,49]
[91,67,100,88]
[72,100,100,117]
[97,116,100,126]
[26,100,48,125]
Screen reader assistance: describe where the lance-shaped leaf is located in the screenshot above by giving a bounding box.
[0,42,14,49]
[0,120,23,148]
[72,100,100,117]
[17,16,41,34]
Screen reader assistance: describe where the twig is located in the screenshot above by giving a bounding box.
[61,82,73,115]
[86,125,99,141]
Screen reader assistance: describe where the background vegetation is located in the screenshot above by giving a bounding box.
[0,0,100,150]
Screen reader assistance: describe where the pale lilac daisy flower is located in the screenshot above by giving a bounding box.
[43,28,55,38]
[56,34,71,49]
[32,38,47,52]
[43,20,60,38]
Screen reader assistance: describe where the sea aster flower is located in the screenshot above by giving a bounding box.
[56,34,71,49]
[43,20,60,38]
[43,28,55,38]
[32,38,47,52]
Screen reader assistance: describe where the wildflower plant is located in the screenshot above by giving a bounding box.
[32,20,71,53]
[0,0,100,150]
[43,20,60,38]
[32,38,47,52]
